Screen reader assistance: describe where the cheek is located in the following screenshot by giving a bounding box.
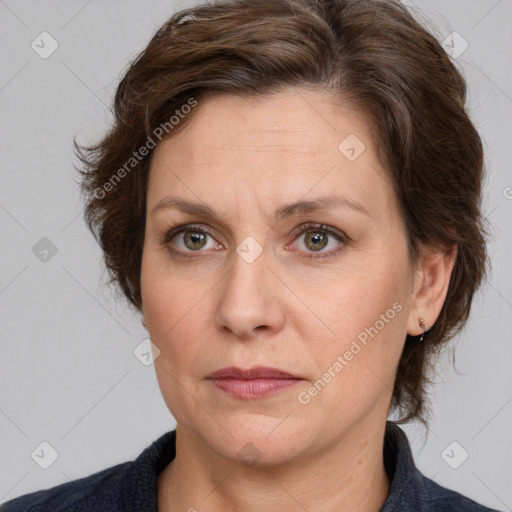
[142,280,194,355]
[141,261,209,423]
[140,252,211,372]
[141,244,188,331]
[298,257,408,393]
[298,294,406,423]
[301,259,405,343]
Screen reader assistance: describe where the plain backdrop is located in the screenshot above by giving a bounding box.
[0,0,511,509]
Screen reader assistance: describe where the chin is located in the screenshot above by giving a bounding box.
[199,414,311,467]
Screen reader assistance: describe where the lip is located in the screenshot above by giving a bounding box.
[207,366,303,399]
[207,366,300,379]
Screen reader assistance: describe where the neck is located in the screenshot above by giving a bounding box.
[157,419,391,512]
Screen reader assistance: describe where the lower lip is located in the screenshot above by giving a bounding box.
[209,378,301,399]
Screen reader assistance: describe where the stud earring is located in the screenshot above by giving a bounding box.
[418,317,426,341]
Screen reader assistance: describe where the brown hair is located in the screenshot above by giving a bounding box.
[75,0,489,427]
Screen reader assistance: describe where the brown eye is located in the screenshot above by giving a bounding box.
[303,231,329,252]
[182,230,209,251]
[162,224,222,256]
[290,223,349,261]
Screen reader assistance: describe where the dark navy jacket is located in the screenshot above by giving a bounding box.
[0,421,502,511]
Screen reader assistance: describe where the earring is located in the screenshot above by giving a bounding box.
[418,317,426,341]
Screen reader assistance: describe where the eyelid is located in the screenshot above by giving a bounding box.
[288,222,347,243]
[286,222,349,260]
[162,223,220,245]
[161,223,223,258]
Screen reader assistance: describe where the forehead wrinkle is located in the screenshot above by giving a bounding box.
[208,144,323,154]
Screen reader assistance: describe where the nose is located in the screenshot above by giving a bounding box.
[214,243,286,340]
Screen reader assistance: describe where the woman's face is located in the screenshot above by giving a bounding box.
[141,88,419,465]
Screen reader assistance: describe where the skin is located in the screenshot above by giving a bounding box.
[140,88,457,512]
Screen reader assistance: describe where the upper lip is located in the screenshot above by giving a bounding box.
[207,366,301,379]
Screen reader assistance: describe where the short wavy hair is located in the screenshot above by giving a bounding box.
[75,0,490,427]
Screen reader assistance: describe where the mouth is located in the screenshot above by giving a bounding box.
[207,366,303,399]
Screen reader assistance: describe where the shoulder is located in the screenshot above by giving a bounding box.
[382,421,501,512]
[0,430,176,512]
[420,472,502,511]
[0,461,129,512]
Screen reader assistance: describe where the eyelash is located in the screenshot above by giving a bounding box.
[160,222,349,261]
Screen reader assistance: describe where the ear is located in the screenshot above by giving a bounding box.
[406,243,457,337]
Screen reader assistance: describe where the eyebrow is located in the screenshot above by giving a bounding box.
[151,194,372,221]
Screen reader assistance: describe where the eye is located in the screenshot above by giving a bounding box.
[288,222,349,260]
[162,223,222,256]
[161,222,349,260]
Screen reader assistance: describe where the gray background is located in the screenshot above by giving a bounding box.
[0,0,511,509]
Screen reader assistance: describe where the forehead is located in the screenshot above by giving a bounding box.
[148,89,396,222]
[155,89,374,156]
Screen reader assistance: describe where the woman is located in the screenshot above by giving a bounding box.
[1,0,500,510]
